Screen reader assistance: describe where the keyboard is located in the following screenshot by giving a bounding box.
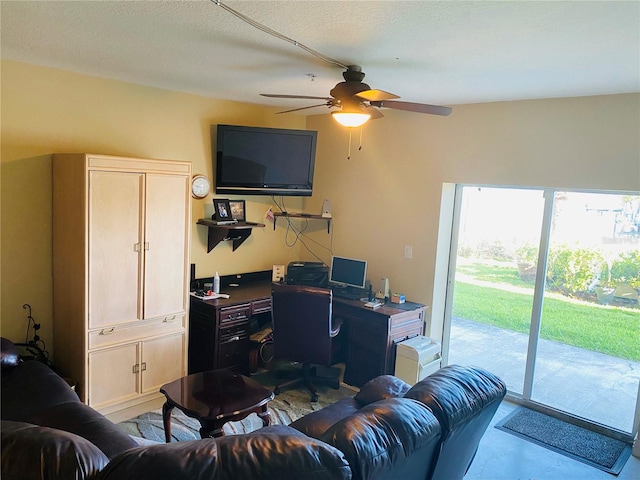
[331,287,366,300]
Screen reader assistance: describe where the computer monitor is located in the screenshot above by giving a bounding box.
[329,256,368,289]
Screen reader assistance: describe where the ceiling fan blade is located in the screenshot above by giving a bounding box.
[355,89,400,102]
[370,100,452,116]
[276,103,333,114]
[261,93,333,101]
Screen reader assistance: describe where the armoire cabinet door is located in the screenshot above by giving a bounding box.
[144,174,189,319]
[89,342,140,409]
[141,333,184,394]
[88,171,144,329]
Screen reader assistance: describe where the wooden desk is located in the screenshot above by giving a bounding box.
[332,298,426,387]
[188,278,425,388]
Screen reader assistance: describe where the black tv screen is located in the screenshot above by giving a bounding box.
[214,124,317,196]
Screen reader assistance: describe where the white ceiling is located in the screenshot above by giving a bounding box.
[2,0,639,115]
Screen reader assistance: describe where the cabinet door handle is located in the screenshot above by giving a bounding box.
[99,327,115,335]
[163,315,177,323]
[141,362,147,371]
[132,364,139,373]
[133,243,142,252]
[144,242,150,251]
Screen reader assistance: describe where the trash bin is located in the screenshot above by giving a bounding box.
[394,336,441,385]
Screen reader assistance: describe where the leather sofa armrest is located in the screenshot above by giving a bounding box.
[96,425,351,480]
[1,420,109,480]
[354,375,411,406]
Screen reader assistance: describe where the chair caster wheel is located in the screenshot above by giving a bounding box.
[273,386,281,396]
[310,392,319,403]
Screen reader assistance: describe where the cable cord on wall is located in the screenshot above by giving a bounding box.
[270,195,334,264]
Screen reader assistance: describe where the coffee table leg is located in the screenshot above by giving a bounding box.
[257,404,271,427]
[162,402,174,443]
[199,420,224,439]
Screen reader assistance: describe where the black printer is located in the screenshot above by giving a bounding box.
[286,261,329,288]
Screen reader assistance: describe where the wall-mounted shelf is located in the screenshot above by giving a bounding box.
[197,219,265,252]
[273,213,332,233]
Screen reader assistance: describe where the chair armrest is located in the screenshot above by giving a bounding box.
[330,316,343,337]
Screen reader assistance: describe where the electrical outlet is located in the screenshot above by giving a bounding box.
[404,245,413,259]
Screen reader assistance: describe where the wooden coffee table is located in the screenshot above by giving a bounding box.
[160,369,274,442]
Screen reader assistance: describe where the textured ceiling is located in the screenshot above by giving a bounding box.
[1,1,639,114]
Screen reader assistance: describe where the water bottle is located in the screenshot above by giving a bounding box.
[213,272,220,294]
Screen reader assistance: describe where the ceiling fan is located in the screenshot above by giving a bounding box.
[261,65,452,127]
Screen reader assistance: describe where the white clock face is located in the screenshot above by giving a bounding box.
[191,175,210,198]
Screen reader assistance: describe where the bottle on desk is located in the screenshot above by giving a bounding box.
[213,272,220,294]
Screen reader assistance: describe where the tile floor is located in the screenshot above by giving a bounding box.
[466,400,640,480]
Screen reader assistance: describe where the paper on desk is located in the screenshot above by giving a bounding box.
[190,292,230,300]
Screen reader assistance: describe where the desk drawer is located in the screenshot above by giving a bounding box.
[219,304,250,326]
[252,298,271,315]
[218,324,250,373]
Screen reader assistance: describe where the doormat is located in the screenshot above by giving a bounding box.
[495,407,632,475]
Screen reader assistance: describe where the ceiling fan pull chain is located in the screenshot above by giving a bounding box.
[359,126,364,151]
[347,130,352,160]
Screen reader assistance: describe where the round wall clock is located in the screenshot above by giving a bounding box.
[191,174,211,199]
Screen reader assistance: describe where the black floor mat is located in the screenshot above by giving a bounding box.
[495,407,632,475]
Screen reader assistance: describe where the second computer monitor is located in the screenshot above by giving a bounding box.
[329,256,367,289]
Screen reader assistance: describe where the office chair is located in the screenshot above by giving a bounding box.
[270,283,342,402]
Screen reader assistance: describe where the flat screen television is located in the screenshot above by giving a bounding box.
[214,124,317,196]
[329,256,368,289]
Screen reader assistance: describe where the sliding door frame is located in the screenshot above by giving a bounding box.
[440,183,640,443]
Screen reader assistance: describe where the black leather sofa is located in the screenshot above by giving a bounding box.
[1,337,506,480]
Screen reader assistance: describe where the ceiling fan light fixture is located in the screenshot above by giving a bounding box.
[332,111,371,128]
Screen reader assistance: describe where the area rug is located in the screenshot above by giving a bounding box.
[118,368,356,443]
[495,407,632,475]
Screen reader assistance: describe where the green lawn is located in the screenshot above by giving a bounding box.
[453,265,640,361]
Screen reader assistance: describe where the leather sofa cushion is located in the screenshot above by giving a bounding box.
[27,402,138,460]
[1,358,137,460]
[1,420,109,480]
[320,398,441,480]
[291,396,361,439]
[354,374,411,406]
[291,375,412,439]
[1,360,80,420]
[96,425,352,480]
[0,337,20,370]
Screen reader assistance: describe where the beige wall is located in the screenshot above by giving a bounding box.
[306,94,640,337]
[1,60,307,354]
[2,59,638,356]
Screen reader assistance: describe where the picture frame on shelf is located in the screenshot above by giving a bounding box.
[212,198,233,221]
[229,200,246,222]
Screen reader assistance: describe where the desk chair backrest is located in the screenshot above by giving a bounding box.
[271,283,335,366]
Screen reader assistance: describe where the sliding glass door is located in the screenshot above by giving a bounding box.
[446,185,640,437]
[447,187,545,395]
